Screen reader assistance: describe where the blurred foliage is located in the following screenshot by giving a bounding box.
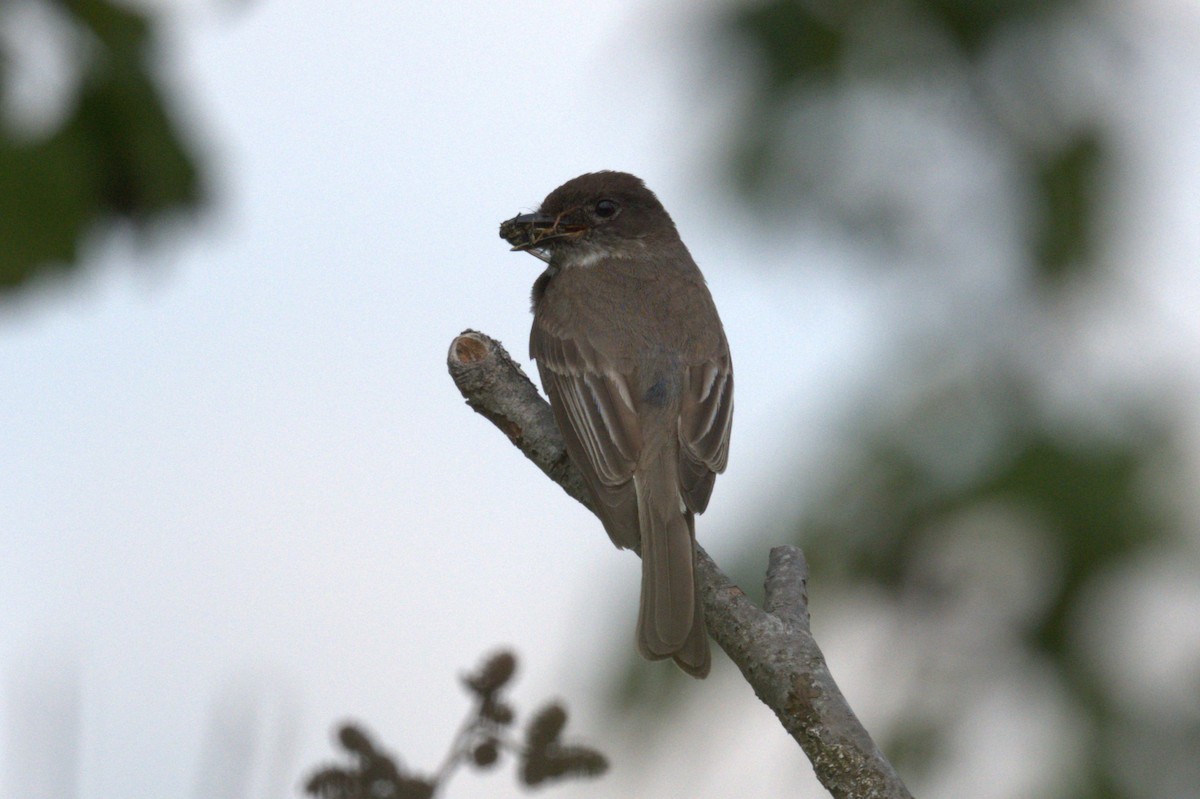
[722,0,1103,282]
[799,379,1175,788]
[305,651,607,799]
[615,2,1200,798]
[0,0,203,293]
[1034,129,1102,280]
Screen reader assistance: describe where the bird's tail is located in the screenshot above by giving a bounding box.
[634,460,710,678]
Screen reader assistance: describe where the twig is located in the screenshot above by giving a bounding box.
[446,330,912,799]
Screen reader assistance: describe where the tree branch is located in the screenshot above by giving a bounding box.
[447,330,912,799]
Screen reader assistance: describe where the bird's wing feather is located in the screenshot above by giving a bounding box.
[678,355,733,514]
[533,325,642,549]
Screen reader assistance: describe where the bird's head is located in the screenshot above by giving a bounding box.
[499,171,677,266]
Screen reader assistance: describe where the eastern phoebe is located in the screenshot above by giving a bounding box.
[499,171,733,678]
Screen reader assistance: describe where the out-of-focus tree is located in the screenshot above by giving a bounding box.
[0,0,203,293]
[618,2,1200,797]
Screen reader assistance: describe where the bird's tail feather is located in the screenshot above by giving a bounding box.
[634,462,710,678]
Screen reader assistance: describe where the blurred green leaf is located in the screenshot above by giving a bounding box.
[726,0,847,90]
[0,0,204,293]
[924,0,1070,56]
[1032,130,1103,281]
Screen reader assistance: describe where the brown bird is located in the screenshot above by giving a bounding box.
[499,171,733,677]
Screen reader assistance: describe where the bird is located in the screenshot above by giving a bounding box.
[499,171,733,677]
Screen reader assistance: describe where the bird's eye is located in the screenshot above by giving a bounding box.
[594,199,618,218]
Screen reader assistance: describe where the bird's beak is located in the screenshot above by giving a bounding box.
[499,211,587,258]
[509,211,554,227]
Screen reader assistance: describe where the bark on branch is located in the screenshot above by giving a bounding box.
[447,330,912,799]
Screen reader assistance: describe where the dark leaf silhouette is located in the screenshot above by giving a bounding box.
[305,650,606,798]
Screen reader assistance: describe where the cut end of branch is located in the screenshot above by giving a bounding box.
[450,330,491,366]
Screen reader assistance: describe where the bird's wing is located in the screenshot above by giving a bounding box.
[677,354,733,514]
[532,325,642,549]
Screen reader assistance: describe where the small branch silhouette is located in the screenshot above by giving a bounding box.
[447,330,912,799]
[304,650,607,799]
